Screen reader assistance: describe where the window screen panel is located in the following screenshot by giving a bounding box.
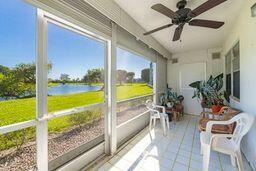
[226,73,231,100]
[233,71,240,99]
[225,51,232,74]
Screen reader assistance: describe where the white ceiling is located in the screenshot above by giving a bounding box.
[114,0,244,54]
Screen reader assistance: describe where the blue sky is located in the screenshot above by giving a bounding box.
[0,0,151,79]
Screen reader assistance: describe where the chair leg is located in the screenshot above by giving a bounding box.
[202,146,210,171]
[200,145,203,155]
[149,117,152,131]
[200,134,203,155]
[160,117,166,136]
[166,116,170,130]
[235,150,244,171]
[153,117,156,127]
[231,155,237,167]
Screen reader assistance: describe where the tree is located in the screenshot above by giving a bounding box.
[14,63,36,83]
[60,74,70,83]
[117,70,127,85]
[126,72,135,84]
[0,65,10,75]
[141,68,150,83]
[0,63,52,99]
[0,72,35,99]
[0,73,4,80]
[83,68,104,85]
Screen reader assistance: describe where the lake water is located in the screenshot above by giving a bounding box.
[48,84,102,95]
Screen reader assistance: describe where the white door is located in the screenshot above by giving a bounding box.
[179,63,206,115]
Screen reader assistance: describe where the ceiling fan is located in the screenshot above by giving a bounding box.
[143,0,227,41]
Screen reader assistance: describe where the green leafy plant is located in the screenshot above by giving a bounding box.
[0,127,35,151]
[160,88,182,107]
[189,73,227,107]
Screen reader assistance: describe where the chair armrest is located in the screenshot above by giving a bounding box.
[209,133,235,146]
[150,109,160,116]
[206,119,235,133]
[154,105,166,113]
[211,133,234,139]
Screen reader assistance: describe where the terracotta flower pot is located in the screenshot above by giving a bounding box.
[211,105,223,113]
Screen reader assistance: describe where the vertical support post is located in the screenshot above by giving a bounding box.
[36,9,48,171]
[149,62,153,87]
[109,22,117,155]
[153,61,157,104]
[104,41,110,154]
[155,56,159,104]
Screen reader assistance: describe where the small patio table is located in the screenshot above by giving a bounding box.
[198,107,241,134]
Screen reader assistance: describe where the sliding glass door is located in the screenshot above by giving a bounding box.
[45,17,107,169]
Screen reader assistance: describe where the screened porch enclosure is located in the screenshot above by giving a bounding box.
[0,0,165,170]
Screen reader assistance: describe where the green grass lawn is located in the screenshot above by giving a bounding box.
[0,83,153,131]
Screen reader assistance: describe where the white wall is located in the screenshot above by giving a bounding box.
[167,48,223,93]
[222,0,256,169]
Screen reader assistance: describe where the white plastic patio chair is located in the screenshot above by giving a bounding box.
[145,99,169,136]
[200,113,254,171]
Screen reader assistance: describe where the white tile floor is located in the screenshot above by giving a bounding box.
[95,115,252,171]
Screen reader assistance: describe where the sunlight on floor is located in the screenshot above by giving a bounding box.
[94,115,252,171]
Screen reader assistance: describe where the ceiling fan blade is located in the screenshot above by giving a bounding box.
[144,24,173,35]
[189,19,224,29]
[173,24,185,41]
[151,4,179,19]
[191,0,227,17]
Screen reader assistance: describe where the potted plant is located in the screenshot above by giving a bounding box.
[160,88,180,107]
[189,74,227,113]
[159,88,184,118]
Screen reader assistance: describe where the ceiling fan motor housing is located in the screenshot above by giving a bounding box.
[173,8,192,25]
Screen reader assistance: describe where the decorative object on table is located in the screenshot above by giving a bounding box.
[189,73,228,113]
[159,87,184,121]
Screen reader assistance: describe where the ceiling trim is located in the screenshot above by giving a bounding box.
[84,0,172,59]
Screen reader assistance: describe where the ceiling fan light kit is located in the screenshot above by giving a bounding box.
[144,0,227,42]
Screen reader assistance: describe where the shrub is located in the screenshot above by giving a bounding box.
[0,127,35,151]
[69,107,102,128]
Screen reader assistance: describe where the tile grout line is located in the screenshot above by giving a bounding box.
[218,150,224,171]
[170,115,192,171]
[188,116,198,171]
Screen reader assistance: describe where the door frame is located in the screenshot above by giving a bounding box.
[178,62,207,115]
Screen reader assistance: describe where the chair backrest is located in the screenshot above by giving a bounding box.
[145,99,155,110]
[145,99,159,116]
[230,113,254,147]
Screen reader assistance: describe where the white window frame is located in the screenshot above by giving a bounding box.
[225,41,240,101]
[0,8,113,171]
[0,4,156,171]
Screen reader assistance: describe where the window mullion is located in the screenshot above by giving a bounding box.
[36,9,48,171]
[109,22,117,155]
[231,48,234,97]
